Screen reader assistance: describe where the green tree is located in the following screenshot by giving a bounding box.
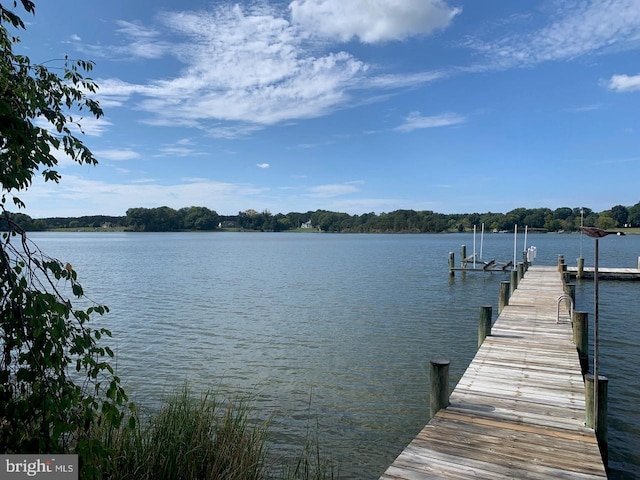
[595,213,617,230]
[523,208,551,229]
[610,204,629,227]
[553,207,572,220]
[237,209,264,230]
[628,202,640,227]
[180,206,219,231]
[260,209,274,231]
[0,211,35,230]
[273,213,291,231]
[1,1,129,474]
[125,207,152,231]
[465,213,481,230]
[504,208,527,230]
[152,206,181,231]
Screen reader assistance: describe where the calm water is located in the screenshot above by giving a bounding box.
[28,232,640,479]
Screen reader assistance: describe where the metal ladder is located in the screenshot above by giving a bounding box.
[556,294,574,324]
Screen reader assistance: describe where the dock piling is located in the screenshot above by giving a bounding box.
[572,311,589,375]
[586,374,609,467]
[565,283,576,305]
[448,252,455,276]
[478,306,492,348]
[517,262,525,281]
[510,270,518,294]
[577,257,584,278]
[498,280,510,314]
[429,359,450,418]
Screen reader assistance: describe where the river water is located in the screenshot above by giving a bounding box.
[28,231,640,479]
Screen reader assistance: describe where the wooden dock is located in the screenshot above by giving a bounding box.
[566,266,640,280]
[380,266,607,479]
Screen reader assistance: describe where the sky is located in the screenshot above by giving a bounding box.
[10,0,640,218]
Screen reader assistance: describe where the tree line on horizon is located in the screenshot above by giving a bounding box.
[4,202,640,233]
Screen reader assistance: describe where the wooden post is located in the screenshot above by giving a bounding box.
[577,257,584,279]
[522,251,529,270]
[563,271,571,285]
[517,262,524,282]
[498,281,510,314]
[449,252,455,276]
[429,359,450,418]
[572,311,589,375]
[510,270,518,294]
[461,245,466,267]
[585,374,609,466]
[478,306,492,348]
[565,283,576,305]
[557,254,564,272]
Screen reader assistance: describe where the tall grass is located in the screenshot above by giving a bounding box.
[98,387,336,480]
[275,418,337,480]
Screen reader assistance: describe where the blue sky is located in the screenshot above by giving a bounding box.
[13,0,640,217]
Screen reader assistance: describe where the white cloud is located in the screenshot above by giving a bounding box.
[467,0,640,68]
[94,149,141,161]
[307,182,362,198]
[289,0,460,43]
[564,104,604,113]
[81,20,169,60]
[115,20,159,40]
[93,78,154,107]
[156,146,203,157]
[395,112,466,132]
[34,116,112,140]
[20,174,408,217]
[21,175,268,217]
[363,71,446,89]
[257,163,270,169]
[89,3,444,138]
[205,124,266,139]
[103,5,369,127]
[50,147,76,168]
[606,73,640,92]
[69,117,113,136]
[43,147,114,170]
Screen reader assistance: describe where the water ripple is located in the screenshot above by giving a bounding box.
[29,232,640,479]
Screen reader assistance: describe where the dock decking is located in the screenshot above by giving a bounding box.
[566,265,640,280]
[380,266,607,479]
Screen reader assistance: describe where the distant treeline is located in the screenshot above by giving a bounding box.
[3,203,639,233]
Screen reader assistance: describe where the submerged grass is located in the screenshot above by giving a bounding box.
[276,419,337,480]
[98,387,336,480]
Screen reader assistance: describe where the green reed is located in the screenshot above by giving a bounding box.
[97,387,336,480]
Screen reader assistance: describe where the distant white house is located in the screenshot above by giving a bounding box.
[218,220,240,229]
[301,220,313,229]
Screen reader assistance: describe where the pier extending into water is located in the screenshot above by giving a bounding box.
[566,265,640,280]
[380,265,607,479]
[562,253,640,280]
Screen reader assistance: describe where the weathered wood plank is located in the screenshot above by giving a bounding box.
[379,266,607,479]
[566,265,640,280]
